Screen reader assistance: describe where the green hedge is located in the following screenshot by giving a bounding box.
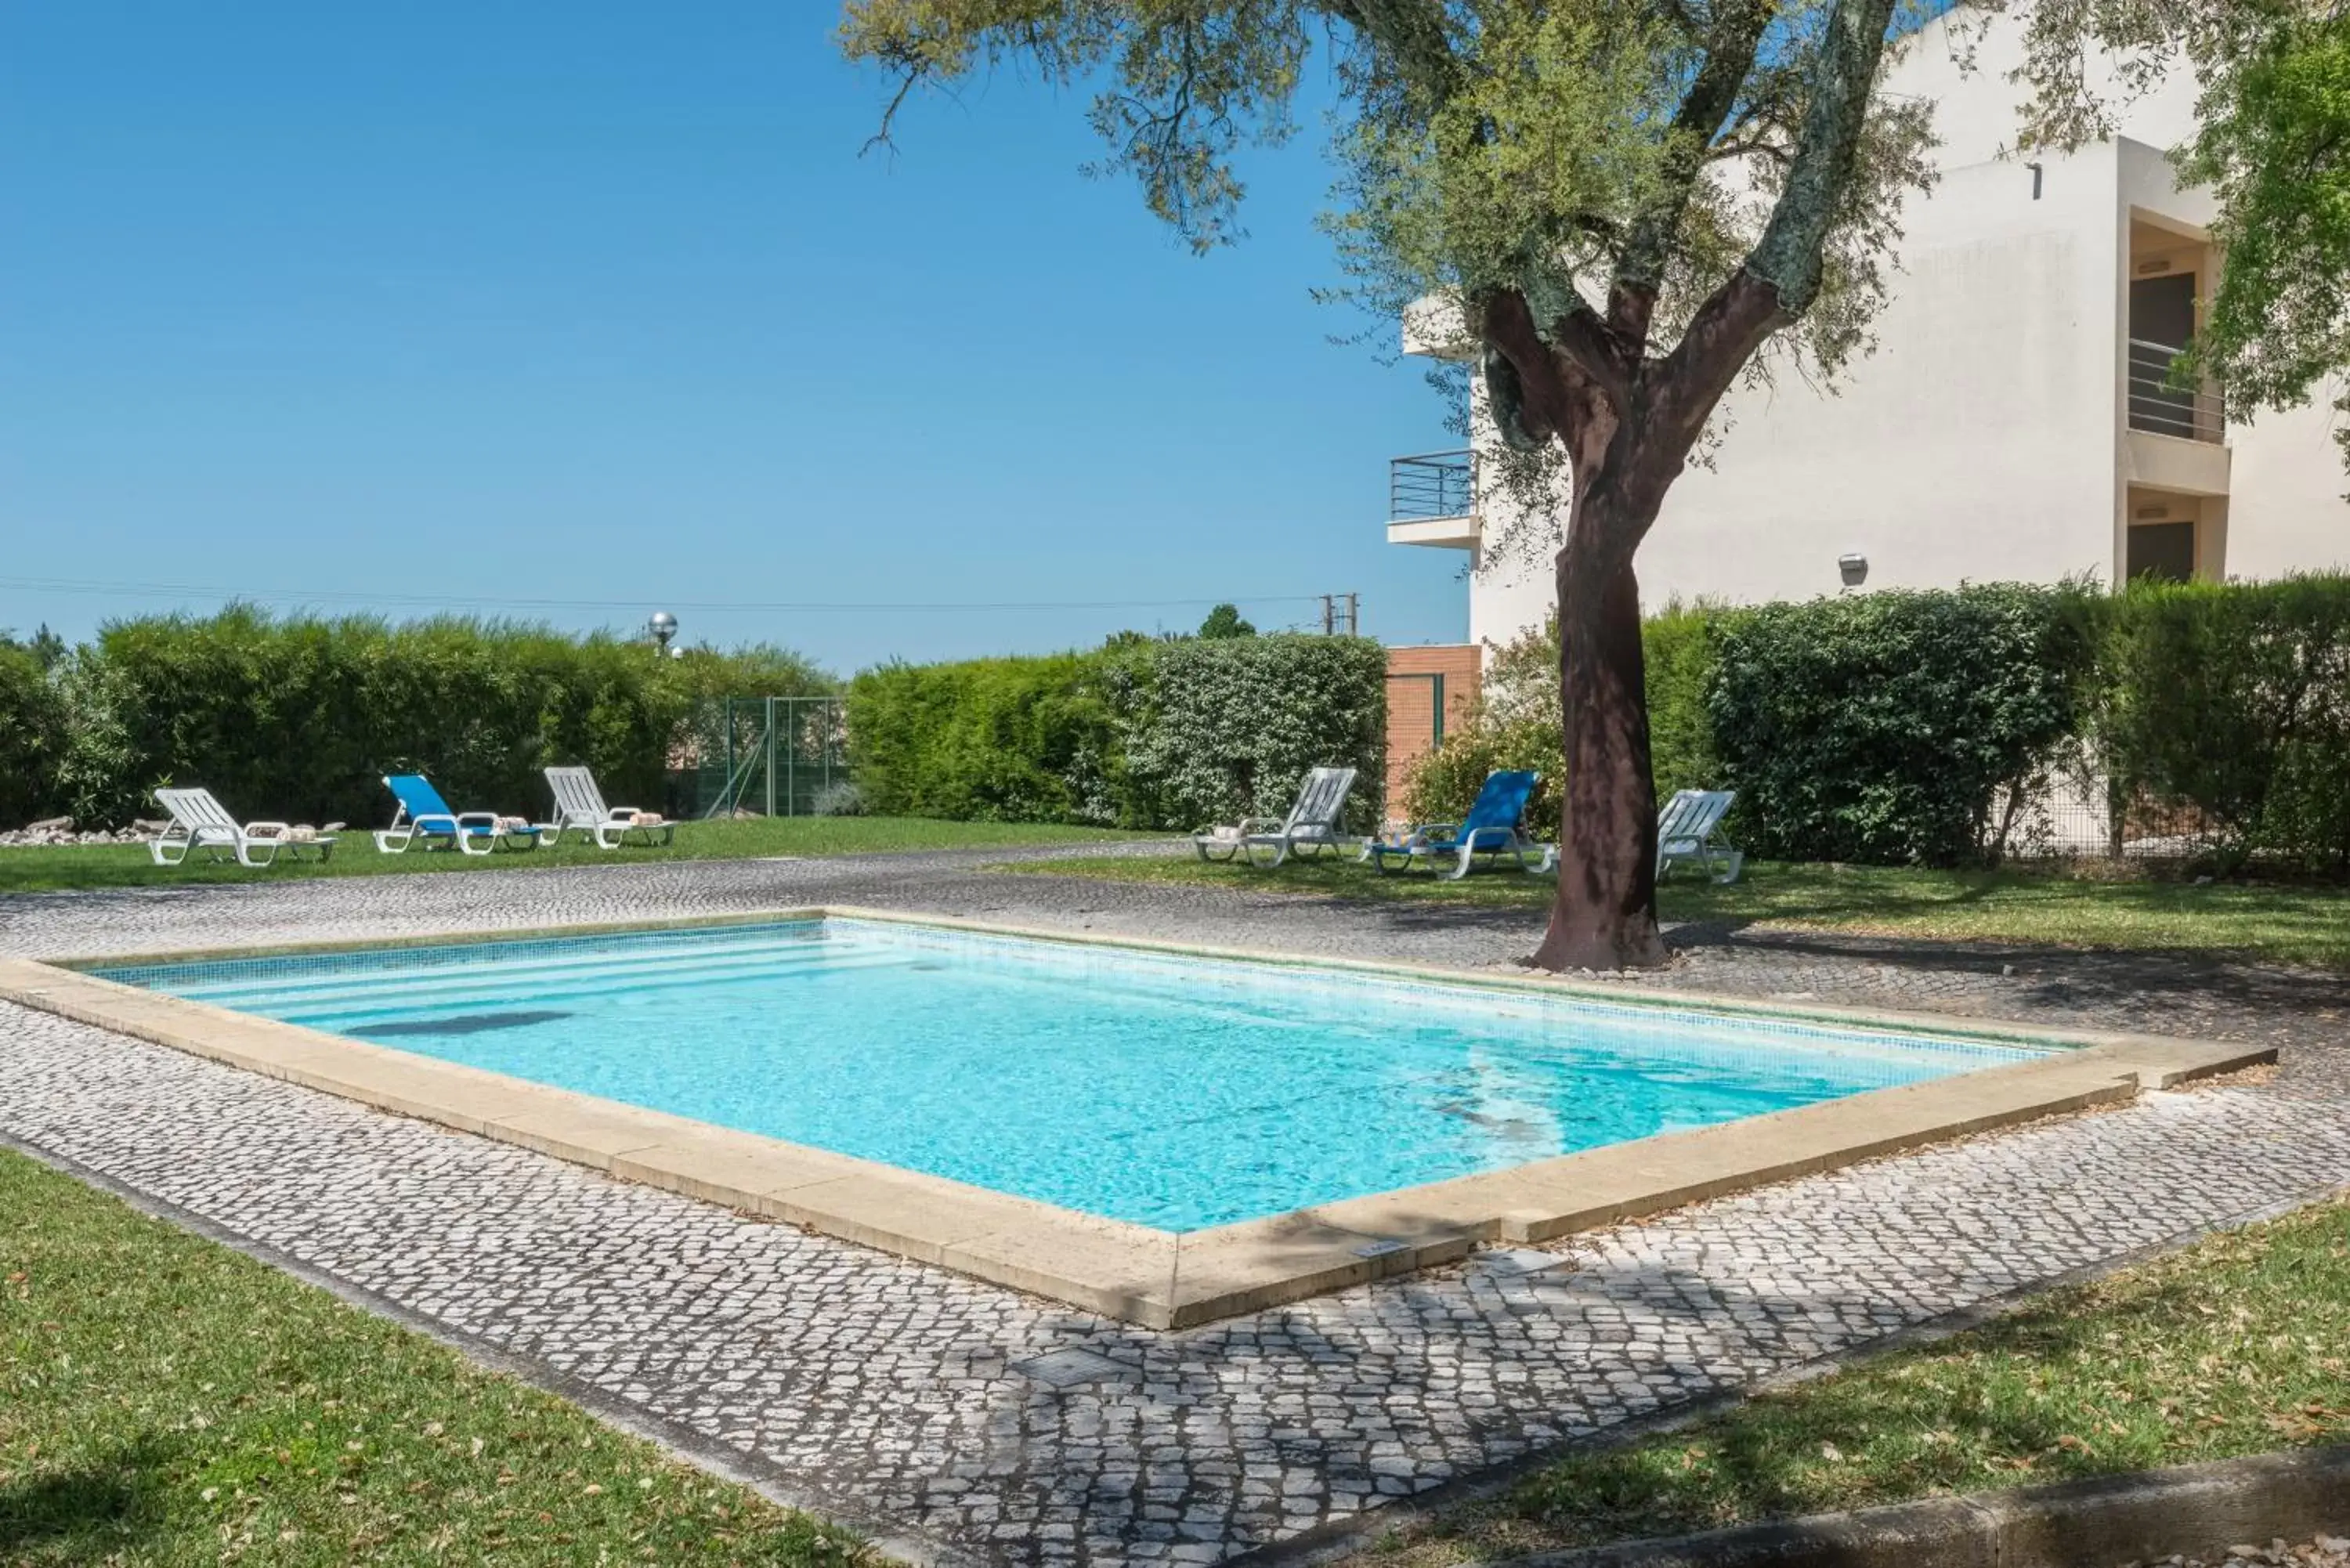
[1401,606,1734,839]
[2094,577,2350,871]
[40,608,830,829]
[847,634,1387,831]
[0,644,66,826]
[1708,586,2091,866]
[1404,576,2350,873]
[1409,587,2089,865]
[844,650,1130,823]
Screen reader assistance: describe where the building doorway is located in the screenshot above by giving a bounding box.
[2128,273,2200,439]
[2126,519,2196,583]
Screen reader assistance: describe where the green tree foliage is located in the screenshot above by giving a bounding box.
[1197,603,1256,639]
[2016,1,2350,471]
[52,608,831,829]
[847,633,1386,830]
[2,623,67,670]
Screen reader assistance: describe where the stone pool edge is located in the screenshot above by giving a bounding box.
[0,909,2274,1330]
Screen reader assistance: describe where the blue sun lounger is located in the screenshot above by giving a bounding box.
[1367,768,1549,880]
[372,773,543,856]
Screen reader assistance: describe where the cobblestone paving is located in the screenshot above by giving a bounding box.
[2,853,2348,1567]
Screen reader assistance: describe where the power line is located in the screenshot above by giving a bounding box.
[0,575,1333,616]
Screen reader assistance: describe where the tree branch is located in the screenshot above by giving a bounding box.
[1478,287,1588,447]
[1334,0,1466,98]
[1638,269,1788,480]
[1609,0,1777,341]
[1744,0,1904,313]
[1550,298,1636,408]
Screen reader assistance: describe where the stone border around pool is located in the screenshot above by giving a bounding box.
[0,908,2276,1330]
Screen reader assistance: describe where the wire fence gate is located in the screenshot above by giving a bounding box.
[686,695,849,818]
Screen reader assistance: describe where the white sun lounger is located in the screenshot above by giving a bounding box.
[540,766,677,849]
[150,787,336,868]
[1191,766,1359,869]
[1657,788,1744,883]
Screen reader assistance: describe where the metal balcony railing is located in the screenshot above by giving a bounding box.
[1389,450,1475,521]
[2128,338,2224,443]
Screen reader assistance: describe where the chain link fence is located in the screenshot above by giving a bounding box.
[1993,763,2230,864]
[667,696,850,819]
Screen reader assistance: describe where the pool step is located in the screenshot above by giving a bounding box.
[168,939,924,1017]
[163,931,898,995]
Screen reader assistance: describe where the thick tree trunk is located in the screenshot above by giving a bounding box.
[1531,519,1667,971]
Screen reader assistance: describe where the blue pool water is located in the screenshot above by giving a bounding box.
[97,919,2041,1230]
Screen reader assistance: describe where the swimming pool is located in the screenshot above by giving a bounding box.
[96,916,2044,1232]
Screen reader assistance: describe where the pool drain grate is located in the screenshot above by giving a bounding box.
[1010,1347,1133,1388]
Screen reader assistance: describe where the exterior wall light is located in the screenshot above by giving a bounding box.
[1838,552,1869,589]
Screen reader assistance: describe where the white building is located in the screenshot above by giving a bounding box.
[1389,9,2350,653]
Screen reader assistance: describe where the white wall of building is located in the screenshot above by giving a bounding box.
[1640,142,2125,607]
[2229,401,2350,577]
[1441,9,2350,652]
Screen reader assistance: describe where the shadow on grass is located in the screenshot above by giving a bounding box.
[1659,915,2350,1026]
[0,1437,179,1558]
[1496,1259,2313,1548]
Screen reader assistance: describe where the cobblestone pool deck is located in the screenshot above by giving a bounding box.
[3,847,2346,1566]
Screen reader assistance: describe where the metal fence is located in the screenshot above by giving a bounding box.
[674,695,849,819]
[1990,764,2232,864]
[2126,338,2225,443]
[1389,450,1475,521]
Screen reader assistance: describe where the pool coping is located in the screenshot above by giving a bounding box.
[0,906,2276,1330]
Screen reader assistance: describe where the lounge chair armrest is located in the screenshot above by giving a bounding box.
[242,820,291,839]
[604,807,642,821]
[1235,818,1289,835]
[404,812,465,833]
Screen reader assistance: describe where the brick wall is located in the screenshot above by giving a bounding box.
[1383,645,1480,823]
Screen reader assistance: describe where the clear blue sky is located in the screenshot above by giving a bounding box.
[0,3,1469,673]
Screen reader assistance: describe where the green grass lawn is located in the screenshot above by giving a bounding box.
[1005,853,2350,970]
[0,817,1149,895]
[1368,1194,2350,1567]
[0,1147,869,1566]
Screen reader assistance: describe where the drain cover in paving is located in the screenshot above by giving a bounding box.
[1010,1347,1133,1388]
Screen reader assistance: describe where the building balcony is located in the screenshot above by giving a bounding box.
[2126,338,2232,497]
[2127,339,2223,444]
[1386,450,1480,549]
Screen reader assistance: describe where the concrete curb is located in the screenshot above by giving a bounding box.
[1484,1445,2350,1568]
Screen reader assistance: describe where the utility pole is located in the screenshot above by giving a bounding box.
[1318,593,1361,635]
